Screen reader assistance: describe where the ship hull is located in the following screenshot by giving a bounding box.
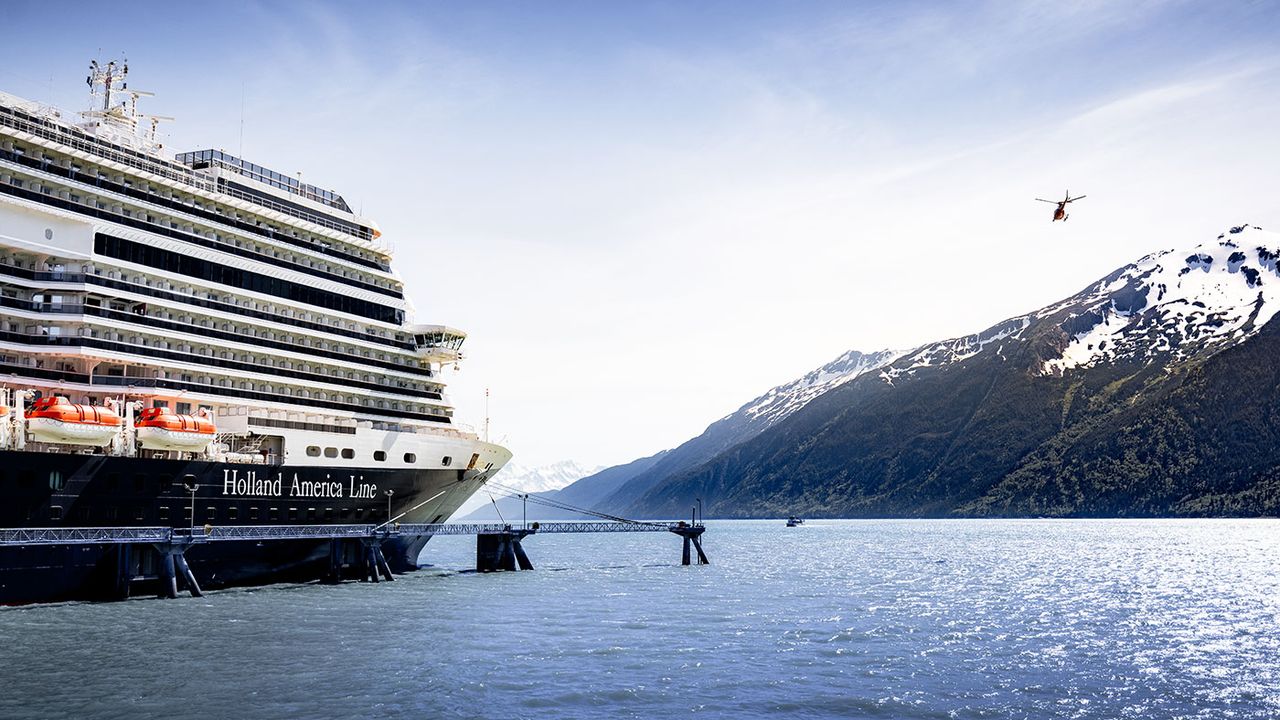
[0,450,493,604]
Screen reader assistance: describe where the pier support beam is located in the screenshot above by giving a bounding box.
[324,539,345,584]
[153,541,202,599]
[113,544,134,601]
[359,538,396,583]
[476,528,535,572]
[669,526,709,566]
[174,553,203,598]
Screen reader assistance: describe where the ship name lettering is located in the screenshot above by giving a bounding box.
[348,475,378,499]
[222,469,282,497]
[290,475,344,499]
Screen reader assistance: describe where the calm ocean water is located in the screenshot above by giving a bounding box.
[2,519,1278,719]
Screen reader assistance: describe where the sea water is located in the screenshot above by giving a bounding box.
[2,519,1278,719]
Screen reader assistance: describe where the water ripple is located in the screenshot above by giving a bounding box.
[1,519,1278,719]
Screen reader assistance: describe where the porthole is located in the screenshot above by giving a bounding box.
[341,448,355,460]
[324,447,338,458]
[441,456,452,467]
[306,446,321,457]
[374,450,387,462]
[404,453,417,463]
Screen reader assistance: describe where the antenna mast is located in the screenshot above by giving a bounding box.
[82,56,172,153]
[87,58,128,112]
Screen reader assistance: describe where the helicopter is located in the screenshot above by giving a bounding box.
[1035,191,1086,222]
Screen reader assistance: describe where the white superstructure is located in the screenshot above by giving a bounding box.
[0,60,509,480]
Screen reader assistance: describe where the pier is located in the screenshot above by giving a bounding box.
[0,519,708,600]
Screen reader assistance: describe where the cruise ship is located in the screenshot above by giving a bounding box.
[0,60,511,603]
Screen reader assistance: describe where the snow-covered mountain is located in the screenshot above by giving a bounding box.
[743,349,904,426]
[878,224,1278,381]
[456,460,602,518]
[1039,224,1278,373]
[491,460,604,494]
[591,348,906,512]
[607,224,1280,519]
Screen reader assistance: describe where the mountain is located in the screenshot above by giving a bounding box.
[466,452,668,522]
[611,224,1280,518]
[592,349,902,513]
[458,460,601,520]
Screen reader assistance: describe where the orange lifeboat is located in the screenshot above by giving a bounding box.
[136,407,216,451]
[27,396,122,446]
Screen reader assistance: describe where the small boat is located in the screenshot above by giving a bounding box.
[27,396,122,446]
[136,407,216,451]
[786,516,804,527]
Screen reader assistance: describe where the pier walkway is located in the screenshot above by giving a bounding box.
[0,519,708,600]
[0,520,695,546]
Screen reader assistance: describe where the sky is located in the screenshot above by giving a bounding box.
[2,1,1279,468]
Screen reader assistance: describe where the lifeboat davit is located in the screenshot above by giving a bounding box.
[136,407,216,451]
[27,396,122,446]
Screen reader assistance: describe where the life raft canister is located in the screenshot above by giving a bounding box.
[26,396,122,446]
[135,407,216,451]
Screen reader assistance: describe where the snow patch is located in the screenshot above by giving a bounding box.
[742,348,904,426]
[1043,225,1280,373]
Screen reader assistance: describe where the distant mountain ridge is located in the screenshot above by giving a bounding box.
[591,349,902,513]
[544,225,1280,520]
[474,350,901,522]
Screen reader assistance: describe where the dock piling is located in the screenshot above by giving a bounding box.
[153,541,203,599]
[669,525,709,566]
[476,527,535,572]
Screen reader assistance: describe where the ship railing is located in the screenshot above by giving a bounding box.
[0,527,171,545]
[0,107,384,247]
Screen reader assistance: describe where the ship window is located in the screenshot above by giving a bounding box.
[441,456,452,467]
[268,507,280,521]
[307,508,317,520]
[339,508,351,520]
[135,507,146,521]
[49,506,64,521]
[404,453,416,463]
[48,470,64,491]
[324,447,338,458]
[228,507,239,521]
[341,448,354,460]
[288,508,299,521]
[158,506,170,521]
[374,451,387,462]
[306,446,321,457]
[324,508,334,521]
[206,507,217,521]
[249,507,260,521]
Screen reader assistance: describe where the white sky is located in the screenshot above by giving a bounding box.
[4,1,1279,467]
